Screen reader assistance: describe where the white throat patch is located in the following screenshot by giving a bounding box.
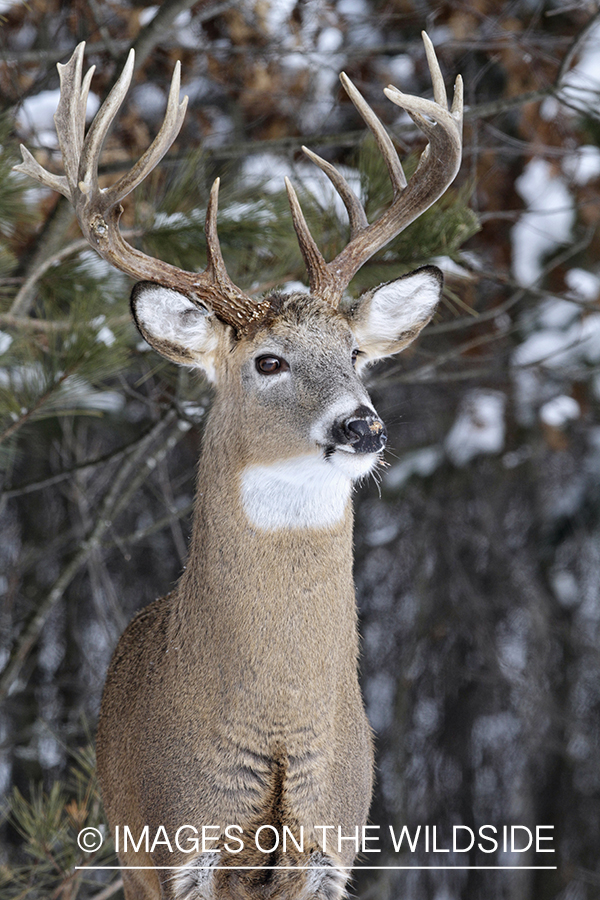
[240,454,353,530]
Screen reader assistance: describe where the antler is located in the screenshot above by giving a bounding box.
[14,43,271,332]
[15,37,462,328]
[285,31,463,308]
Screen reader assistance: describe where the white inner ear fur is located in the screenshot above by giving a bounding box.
[352,268,442,360]
[369,270,440,332]
[133,284,220,377]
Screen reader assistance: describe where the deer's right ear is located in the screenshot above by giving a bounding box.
[131,283,224,381]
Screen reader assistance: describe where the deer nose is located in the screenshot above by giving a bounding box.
[335,406,387,453]
[344,415,387,453]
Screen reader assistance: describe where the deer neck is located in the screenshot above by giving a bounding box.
[177,406,356,620]
[171,412,359,742]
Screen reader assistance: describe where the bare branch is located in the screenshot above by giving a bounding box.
[129,1,235,74]
[0,410,189,700]
[91,878,124,900]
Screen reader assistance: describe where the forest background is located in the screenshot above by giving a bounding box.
[0,1,599,899]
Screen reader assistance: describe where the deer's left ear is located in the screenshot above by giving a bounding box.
[346,265,442,365]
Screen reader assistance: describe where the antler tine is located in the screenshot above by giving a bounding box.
[54,43,92,191]
[77,49,136,201]
[205,178,232,284]
[301,146,368,237]
[284,176,329,297]
[338,72,408,195]
[100,59,188,207]
[14,43,271,334]
[287,32,463,308]
[15,44,92,199]
[15,144,70,198]
[421,31,448,109]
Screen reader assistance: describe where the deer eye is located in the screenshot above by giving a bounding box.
[256,355,289,375]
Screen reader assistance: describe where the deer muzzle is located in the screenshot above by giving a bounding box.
[333,405,387,454]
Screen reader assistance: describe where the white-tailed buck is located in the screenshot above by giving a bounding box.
[16,36,462,900]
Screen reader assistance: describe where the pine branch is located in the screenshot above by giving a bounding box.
[0,368,74,447]
[384,328,512,385]
[10,198,75,317]
[0,313,72,332]
[9,237,93,316]
[8,226,142,320]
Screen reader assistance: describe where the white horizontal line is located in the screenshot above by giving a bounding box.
[76,865,558,871]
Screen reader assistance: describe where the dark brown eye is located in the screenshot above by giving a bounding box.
[256,355,288,375]
[352,348,360,367]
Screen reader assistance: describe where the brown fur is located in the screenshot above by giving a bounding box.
[97,297,377,900]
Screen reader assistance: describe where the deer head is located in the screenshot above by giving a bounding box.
[16,37,461,512]
[16,36,461,380]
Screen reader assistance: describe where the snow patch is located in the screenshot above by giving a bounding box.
[562,145,600,185]
[512,159,574,286]
[386,54,415,85]
[174,10,198,49]
[385,445,443,489]
[17,90,100,146]
[221,200,275,225]
[432,255,474,279]
[445,390,506,467]
[318,27,343,54]
[0,332,13,355]
[550,570,579,608]
[242,152,363,225]
[61,377,125,412]
[262,0,297,35]
[513,312,600,370]
[338,0,369,15]
[242,153,293,194]
[139,6,158,26]
[132,83,167,119]
[558,20,600,114]
[96,326,116,347]
[280,280,310,294]
[540,96,560,121]
[538,298,580,330]
[513,329,577,369]
[539,395,580,428]
[565,268,600,302]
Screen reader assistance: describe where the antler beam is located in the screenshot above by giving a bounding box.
[285,31,463,308]
[15,43,271,332]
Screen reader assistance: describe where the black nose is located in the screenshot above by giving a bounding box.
[344,414,387,453]
[332,406,387,454]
